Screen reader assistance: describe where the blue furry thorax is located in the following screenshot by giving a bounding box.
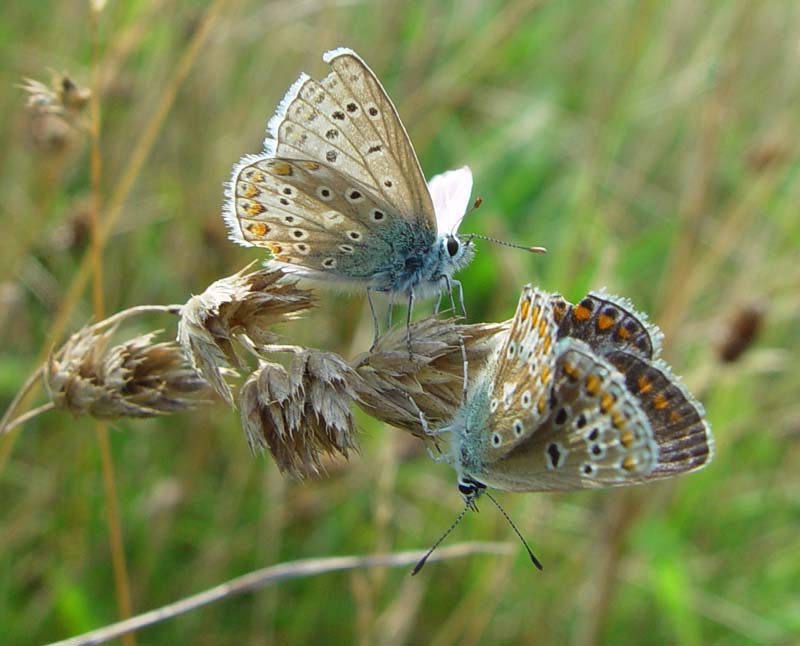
[357,216,474,297]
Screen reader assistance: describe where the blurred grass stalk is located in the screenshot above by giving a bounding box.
[50,542,514,646]
[86,0,137,640]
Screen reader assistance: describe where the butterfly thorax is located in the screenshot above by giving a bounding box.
[379,225,473,299]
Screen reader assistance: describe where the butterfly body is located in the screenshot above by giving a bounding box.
[443,286,713,502]
[224,48,475,316]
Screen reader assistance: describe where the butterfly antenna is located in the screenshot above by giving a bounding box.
[411,503,471,576]
[450,197,484,235]
[463,233,547,254]
[484,492,544,571]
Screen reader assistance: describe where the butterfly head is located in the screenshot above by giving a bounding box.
[440,233,475,274]
[456,475,486,510]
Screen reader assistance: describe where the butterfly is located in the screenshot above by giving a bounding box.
[443,285,713,504]
[223,48,476,338]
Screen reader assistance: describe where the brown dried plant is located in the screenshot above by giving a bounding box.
[239,351,361,477]
[177,265,314,405]
[45,322,213,419]
[352,317,509,438]
[19,73,91,152]
[4,259,511,481]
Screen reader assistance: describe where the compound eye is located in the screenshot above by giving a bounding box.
[458,482,475,496]
[446,236,460,257]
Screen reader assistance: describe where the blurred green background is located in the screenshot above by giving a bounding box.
[1,0,798,644]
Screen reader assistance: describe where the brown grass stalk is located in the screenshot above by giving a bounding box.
[87,2,134,638]
[48,542,514,646]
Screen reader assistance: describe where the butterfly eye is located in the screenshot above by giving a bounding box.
[458,482,476,496]
[446,236,460,257]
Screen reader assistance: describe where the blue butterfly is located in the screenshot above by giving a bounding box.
[223,48,476,338]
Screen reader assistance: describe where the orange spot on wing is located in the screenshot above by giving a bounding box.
[246,202,266,216]
[520,298,530,320]
[620,430,634,447]
[268,243,284,255]
[247,222,270,237]
[600,392,615,413]
[542,333,552,354]
[249,170,265,183]
[622,456,637,472]
[563,361,580,381]
[530,305,540,327]
[669,410,682,423]
[301,161,320,171]
[240,183,259,198]
[611,410,625,429]
[574,305,591,321]
[539,364,551,386]
[597,314,615,330]
[653,393,669,410]
[637,376,652,394]
[585,374,601,396]
[272,161,293,176]
[538,317,547,336]
[616,325,631,339]
[537,395,547,414]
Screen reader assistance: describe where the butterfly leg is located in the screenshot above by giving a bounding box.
[434,290,443,315]
[366,287,381,350]
[386,292,395,330]
[450,278,467,319]
[405,288,415,357]
[440,274,469,402]
[405,394,446,462]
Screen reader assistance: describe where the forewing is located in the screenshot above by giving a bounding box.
[225,155,398,279]
[263,48,435,228]
[484,286,560,454]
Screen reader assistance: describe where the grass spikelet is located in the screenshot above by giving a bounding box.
[177,265,314,405]
[352,318,508,437]
[45,324,213,420]
[239,351,360,477]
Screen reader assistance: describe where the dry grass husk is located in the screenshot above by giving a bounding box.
[45,324,213,419]
[352,318,509,438]
[178,266,314,405]
[240,351,361,477]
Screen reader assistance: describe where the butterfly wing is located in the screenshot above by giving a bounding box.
[428,166,473,236]
[481,286,561,454]
[475,338,660,492]
[226,155,419,282]
[262,48,435,229]
[555,290,664,359]
[605,350,713,479]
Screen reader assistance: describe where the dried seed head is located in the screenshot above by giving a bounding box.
[45,325,213,419]
[239,351,360,478]
[177,266,314,405]
[353,317,509,437]
[19,74,90,152]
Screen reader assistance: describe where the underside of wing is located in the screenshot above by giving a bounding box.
[605,349,713,479]
[485,286,560,452]
[224,155,401,281]
[480,338,660,492]
[262,48,435,229]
